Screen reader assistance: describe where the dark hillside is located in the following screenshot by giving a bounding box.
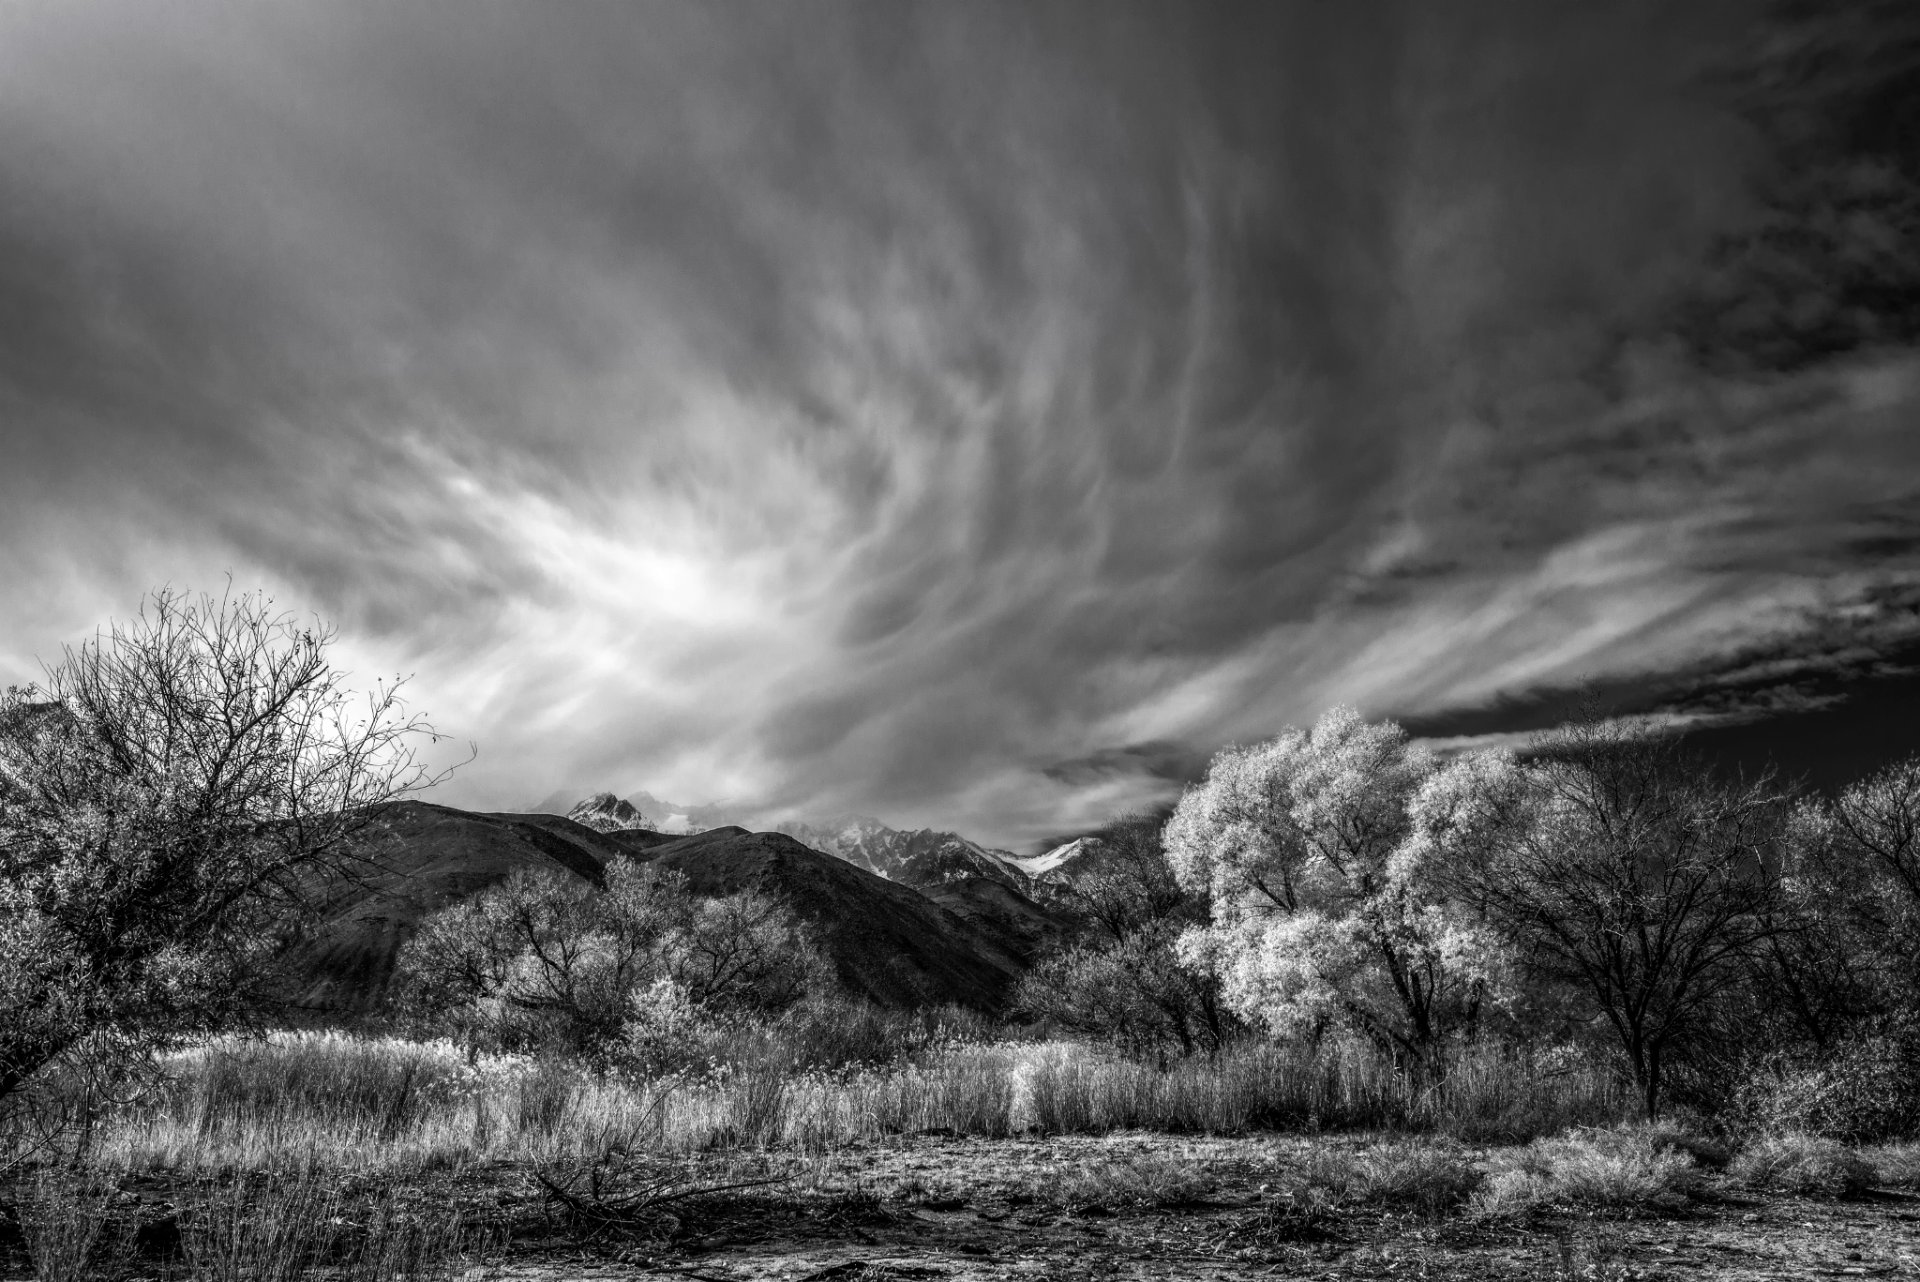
[633,829,1029,1009]
[919,877,1065,964]
[274,801,606,1012]
[608,825,732,855]
[271,807,1038,1014]
[476,810,639,865]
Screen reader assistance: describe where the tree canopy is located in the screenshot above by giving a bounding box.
[0,587,445,1102]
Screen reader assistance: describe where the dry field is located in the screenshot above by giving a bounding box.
[5,1033,1919,1280]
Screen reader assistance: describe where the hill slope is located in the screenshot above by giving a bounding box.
[275,801,606,1012]
[272,804,1047,1014]
[628,828,1031,1009]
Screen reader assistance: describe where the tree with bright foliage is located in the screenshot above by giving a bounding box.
[1164,706,1514,1076]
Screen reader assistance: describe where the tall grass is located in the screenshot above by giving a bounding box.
[76,1029,1630,1174]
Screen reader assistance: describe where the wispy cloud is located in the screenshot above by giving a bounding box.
[2,1,1916,846]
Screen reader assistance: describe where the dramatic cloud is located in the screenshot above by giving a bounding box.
[3,1,1917,845]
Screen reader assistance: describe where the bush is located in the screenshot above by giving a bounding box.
[395,860,833,1061]
[1861,1142,1920,1189]
[1729,1035,1920,1144]
[1287,1141,1483,1216]
[1471,1124,1704,1217]
[1730,1133,1874,1198]
[1033,1152,1218,1210]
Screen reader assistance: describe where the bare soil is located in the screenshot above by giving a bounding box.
[12,1133,1920,1280]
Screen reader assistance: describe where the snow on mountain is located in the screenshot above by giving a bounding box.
[1001,836,1104,881]
[565,792,648,832]
[557,790,1061,889]
[779,818,1030,889]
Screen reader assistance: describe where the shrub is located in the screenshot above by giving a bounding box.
[1471,1124,1703,1217]
[395,860,833,1061]
[1730,1133,1873,1198]
[1729,1036,1920,1144]
[1349,1142,1484,1214]
[1034,1152,1218,1210]
[1284,1141,1484,1216]
[1862,1142,1920,1189]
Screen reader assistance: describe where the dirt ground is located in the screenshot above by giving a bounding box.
[484,1133,1920,1280]
[12,1132,1920,1280]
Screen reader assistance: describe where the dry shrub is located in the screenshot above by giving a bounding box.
[1035,1152,1217,1210]
[1861,1142,1920,1189]
[1011,1038,1628,1139]
[1730,1133,1873,1198]
[90,1030,1637,1174]
[716,1065,789,1149]
[1349,1142,1484,1214]
[1471,1125,1703,1218]
[1729,1036,1920,1145]
[1282,1141,1482,1216]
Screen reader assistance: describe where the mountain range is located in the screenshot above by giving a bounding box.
[564,791,1092,889]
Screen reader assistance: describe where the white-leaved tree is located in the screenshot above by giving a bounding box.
[1164,706,1514,1076]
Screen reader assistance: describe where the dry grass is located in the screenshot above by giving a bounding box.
[1861,1140,1920,1189]
[9,1166,479,1282]
[16,1170,122,1282]
[1470,1124,1707,1217]
[1026,1150,1220,1209]
[182,1170,474,1282]
[76,1030,1631,1177]
[1730,1133,1875,1198]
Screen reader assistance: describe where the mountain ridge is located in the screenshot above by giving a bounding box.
[562,791,1098,888]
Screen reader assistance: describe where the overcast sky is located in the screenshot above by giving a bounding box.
[3,2,1918,846]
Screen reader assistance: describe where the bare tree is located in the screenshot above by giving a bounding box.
[1756,757,1920,1047]
[395,858,830,1059]
[1417,719,1785,1117]
[0,587,446,1104]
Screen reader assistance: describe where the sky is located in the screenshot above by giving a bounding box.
[3,1,1919,848]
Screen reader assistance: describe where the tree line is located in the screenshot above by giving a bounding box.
[1023,706,1920,1132]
